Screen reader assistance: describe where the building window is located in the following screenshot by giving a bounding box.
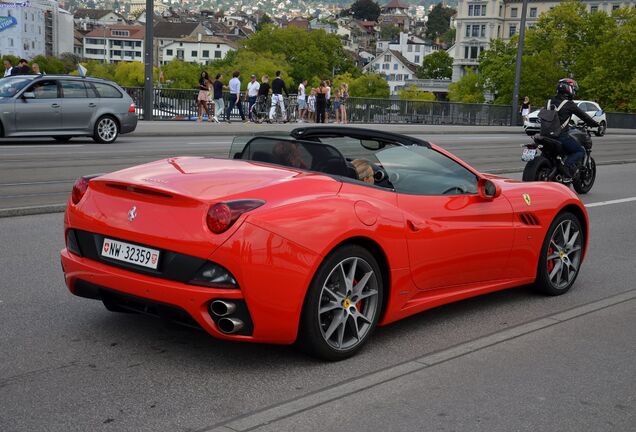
[481,25,486,37]
[192,50,197,57]
[111,30,129,37]
[590,5,598,13]
[202,50,209,57]
[408,45,412,52]
[404,74,409,80]
[469,4,487,17]
[9,38,13,47]
[393,63,398,70]
[136,52,141,57]
[472,25,479,37]
[414,55,420,64]
[471,46,479,59]
[464,46,469,59]
[214,50,222,58]
[511,8,518,18]
[499,5,502,17]
[396,74,402,81]
[612,4,620,10]
[135,41,141,47]
[529,8,538,18]
[509,25,517,37]
[384,54,391,62]
[465,25,470,37]
[166,49,173,56]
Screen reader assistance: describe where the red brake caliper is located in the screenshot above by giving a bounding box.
[547,247,555,273]
[353,279,362,311]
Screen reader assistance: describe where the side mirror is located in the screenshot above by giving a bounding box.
[478,178,501,200]
[22,92,35,99]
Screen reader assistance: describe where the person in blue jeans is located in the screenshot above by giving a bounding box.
[225,70,245,123]
[548,78,599,181]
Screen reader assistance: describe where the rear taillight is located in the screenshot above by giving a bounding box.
[71,174,101,205]
[206,200,265,234]
[128,103,136,113]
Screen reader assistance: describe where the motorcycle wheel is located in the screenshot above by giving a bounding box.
[573,157,596,194]
[522,156,552,182]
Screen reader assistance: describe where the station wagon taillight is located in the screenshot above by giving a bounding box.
[128,103,136,113]
[206,200,265,234]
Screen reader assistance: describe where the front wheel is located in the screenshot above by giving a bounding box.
[573,157,596,194]
[533,212,584,296]
[298,245,383,361]
[522,156,552,182]
[93,116,119,144]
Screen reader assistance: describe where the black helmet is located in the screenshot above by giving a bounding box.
[557,78,578,100]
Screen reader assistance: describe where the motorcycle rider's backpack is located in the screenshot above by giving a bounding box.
[538,99,568,137]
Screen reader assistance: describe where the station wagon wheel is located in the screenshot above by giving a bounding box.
[534,212,584,296]
[93,116,119,144]
[299,245,383,360]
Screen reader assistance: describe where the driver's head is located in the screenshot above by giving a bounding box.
[351,159,374,184]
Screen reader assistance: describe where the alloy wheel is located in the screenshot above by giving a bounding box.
[98,118,117,142]
[546,219,582,290]
[318,257,379,351]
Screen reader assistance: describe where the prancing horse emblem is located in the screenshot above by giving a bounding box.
[128,206,137,222]
[522,194,532,206]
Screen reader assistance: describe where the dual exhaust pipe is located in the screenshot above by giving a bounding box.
[210,300,244,334]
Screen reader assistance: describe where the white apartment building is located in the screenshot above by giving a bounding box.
[0,0,74,59]
[83,25,144,63]
[363,48,418,95]
[376,32,439,67]
[452,0,636,81]
[160,35,236,65]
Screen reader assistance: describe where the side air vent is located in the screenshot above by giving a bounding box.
[519,212,540,226]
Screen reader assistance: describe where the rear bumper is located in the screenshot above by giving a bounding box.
[118,112,138,134]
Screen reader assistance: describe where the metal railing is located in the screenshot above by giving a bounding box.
[123,87,636,128]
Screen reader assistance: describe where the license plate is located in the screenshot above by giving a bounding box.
[101,238,160,270]
[521,148,537,162]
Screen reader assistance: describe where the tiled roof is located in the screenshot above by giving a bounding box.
[153,22,201,39]
[74,8,119,20]
[84,25,145,40]
[389,49,418,73]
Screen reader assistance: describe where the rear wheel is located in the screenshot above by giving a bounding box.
[93,115,119,144]
[52,136,72,143]
[573,157,596,194]
[522,156,552,182]
[298,245,383,361]
[534,212,584,296]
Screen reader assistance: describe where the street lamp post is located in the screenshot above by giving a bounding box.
[143,0,154,121]
[511,0,529,126]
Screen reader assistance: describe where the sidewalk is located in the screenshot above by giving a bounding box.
[131,121,636,138]
[211,291,636,432]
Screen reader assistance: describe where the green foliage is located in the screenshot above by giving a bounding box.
[350,0,381,22]
[31,55,67,74]
[209,50,292,90]
[416,50,453,79]
[78,60,116,81]
[1,55,20,68]
[425,3,456,41]
[448,69,484,103]
[348,73,390,98]
[161,59,202,89]
[256,14,273,32]
[478,0,636,112]
[380,25,400,41]
[113,61,146,87]
[398,85,436,101]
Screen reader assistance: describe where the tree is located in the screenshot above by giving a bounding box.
[416,51,453,79]
[209,50,292,90]
[348,73,390,98]
[448,69,484,103]
[161,60,202,89]
[398,85,436,101]
[31,55,66,74]
[256,14,272,32]
[350,0,381,22]
[379,24,400,41]
[425,3,456,41]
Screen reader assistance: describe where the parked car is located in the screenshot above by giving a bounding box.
[524,100,607,137]
[0,75,137,143]
[61,127,588,360]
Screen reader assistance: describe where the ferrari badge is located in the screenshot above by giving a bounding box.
[522,194,531,206]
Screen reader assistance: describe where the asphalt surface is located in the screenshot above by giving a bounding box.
[1,126,635,211]
[1,161,635,431]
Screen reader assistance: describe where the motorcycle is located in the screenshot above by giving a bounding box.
[521,111,602,194]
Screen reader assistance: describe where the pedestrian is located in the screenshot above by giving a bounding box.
[521,96,531,123]
[307,88,316,122]
[225,70,246,123]
[3,59,13,77]
[297,79,308,122]
[246,74,260,122]
[269,70,289,122]
[256,75,270,122]
[325,80,332,123]
[31,63,43,75]
[11,59,30,75]
[333,89,342,124]
[197,71,213,122]
[340,83,349,124]
[315,81,328,123]
[212,73,225,123]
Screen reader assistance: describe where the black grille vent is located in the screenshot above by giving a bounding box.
[519,213,540,226]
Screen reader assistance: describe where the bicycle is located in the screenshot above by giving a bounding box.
[268,96,298,124]
[250,95,270,124]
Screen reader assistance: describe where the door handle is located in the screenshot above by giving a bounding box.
[88,103,96,108]
[51,103,60,108]
[407,220,422,232]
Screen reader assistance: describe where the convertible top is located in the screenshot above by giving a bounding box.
[290,126,431,148]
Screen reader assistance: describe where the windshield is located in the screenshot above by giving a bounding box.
[0,76,33,98]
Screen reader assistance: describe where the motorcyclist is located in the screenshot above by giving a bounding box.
[550,78,599,181]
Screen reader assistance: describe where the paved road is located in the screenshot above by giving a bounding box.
[1,163,635,431]
[1,129,635,210]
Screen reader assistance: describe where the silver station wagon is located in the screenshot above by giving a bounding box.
[0,75,137,143]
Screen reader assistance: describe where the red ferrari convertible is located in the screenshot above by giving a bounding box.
[61,127,588,360]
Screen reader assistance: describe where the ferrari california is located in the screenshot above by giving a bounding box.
[60,127,588,360]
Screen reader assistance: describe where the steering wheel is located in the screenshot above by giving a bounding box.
[442,186,466,195]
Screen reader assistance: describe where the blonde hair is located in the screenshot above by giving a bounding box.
[262,75,269,83]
